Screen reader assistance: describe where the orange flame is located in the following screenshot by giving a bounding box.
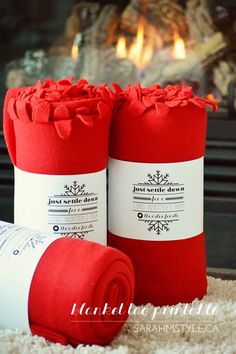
[71,33,82,62]
[128,19,145,68]
[71,43,79,62]
[116,18,154,70]
[116,36,127,58]
[172,31,186,60]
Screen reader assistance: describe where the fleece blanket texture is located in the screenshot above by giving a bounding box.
[108,83,217,306]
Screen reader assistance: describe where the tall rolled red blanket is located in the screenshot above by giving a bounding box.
[0,221,134,346]
[4,78,114,244]
[108,83,217,306]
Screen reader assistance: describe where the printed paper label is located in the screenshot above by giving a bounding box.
[0,221,57,331]
[108,158,203,241]
[14,168,106,245]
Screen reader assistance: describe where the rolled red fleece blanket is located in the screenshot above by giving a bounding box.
[4,78,113,244]
[0,221,134,346]
[108,83,217,306]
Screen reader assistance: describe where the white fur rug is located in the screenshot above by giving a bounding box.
[0,277,235,354]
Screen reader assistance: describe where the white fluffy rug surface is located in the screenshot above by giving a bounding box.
[0,277,235,354]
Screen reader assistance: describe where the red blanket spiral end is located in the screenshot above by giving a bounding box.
[29,238,134,346]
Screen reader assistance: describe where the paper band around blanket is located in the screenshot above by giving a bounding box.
[14,167,107,244]
[0,221,134,346]
[109,157,204,241]
[4,78,114,244]
[108,83,217,306]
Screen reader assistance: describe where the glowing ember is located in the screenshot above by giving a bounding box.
[172,31,186,60]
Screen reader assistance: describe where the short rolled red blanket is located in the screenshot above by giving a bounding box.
[0,221,134,346]
[4,79,114,244]
[108,83,217,306]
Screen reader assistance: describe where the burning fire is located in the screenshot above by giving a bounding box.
[116,18,154,70]
[71,33,82,62]
[116,21,186,69]
[71,43,79,62]
[172,31,186,60]
[116,36,127,59]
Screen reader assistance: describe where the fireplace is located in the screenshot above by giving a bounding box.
[0,0,235,269]
[3,0,236,110]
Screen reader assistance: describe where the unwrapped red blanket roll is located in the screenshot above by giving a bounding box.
[0,221,134,346]
[108,83,217,306]
[4,78,114,244]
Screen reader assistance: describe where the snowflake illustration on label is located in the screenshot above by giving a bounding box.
[133,171,184,237]
[145,220,173,235]
[24,234,46,250]
[48,181,98,240]
[62,181,88,196]
[145,171,172,185]
[59,231,89,240]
